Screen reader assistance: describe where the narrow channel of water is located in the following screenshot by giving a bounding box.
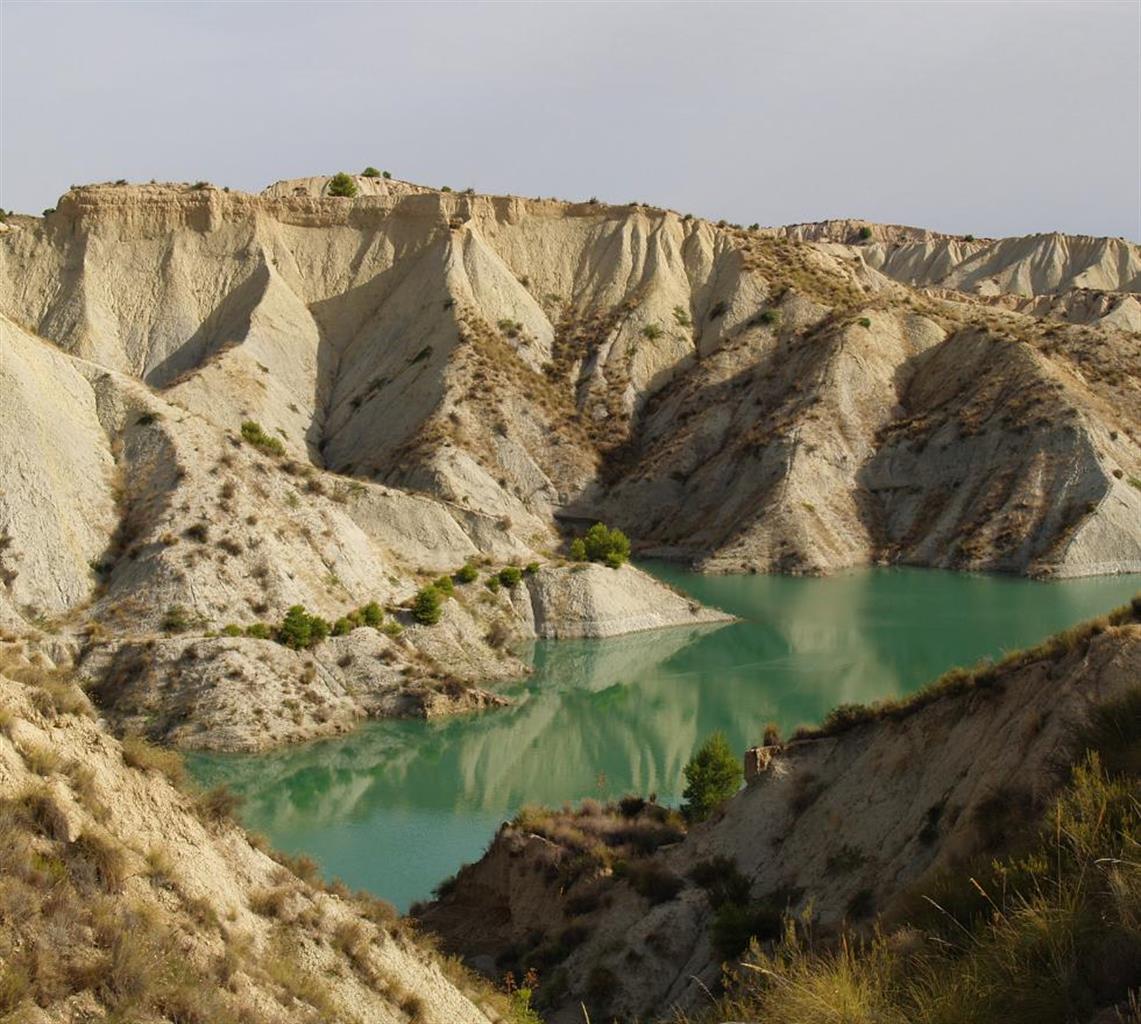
[189,567,1140,910]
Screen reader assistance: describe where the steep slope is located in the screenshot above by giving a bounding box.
[3,181,1139,588]
[0,649,513,1024]
[419,599,1141,1022]
[0,311,725,751]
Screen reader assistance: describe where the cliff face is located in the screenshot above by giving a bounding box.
[3,179,1139,589]
[1,177,1139,747]
[419,603,1141,1022]
[0,649,506,1023]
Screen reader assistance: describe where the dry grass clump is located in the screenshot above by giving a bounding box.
[120,733,186,786]
[21,741,61,776]
[514,796,685,865]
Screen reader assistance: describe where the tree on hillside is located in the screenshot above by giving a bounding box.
[682,732,743,822]
[327,172,358,198]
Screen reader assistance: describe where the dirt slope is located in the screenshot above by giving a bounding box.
[0,649,512,1024]
[419,601,1141,1022]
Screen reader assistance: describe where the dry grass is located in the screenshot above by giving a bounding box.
[120,733,186,787]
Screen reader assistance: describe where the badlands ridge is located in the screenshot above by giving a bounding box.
[0,173,1139,750]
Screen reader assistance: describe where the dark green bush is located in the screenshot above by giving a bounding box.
[455,563,479,584]
[682,732,742,822]
[569,538,587,562]
[485,575,501,594]
[221,624,243,637]
[498,566,523,588]
[382,170,392,179]
[327,172,358,198]
[360,601,383,627]
[712,900,782,960]
[276,605,329,649]
[857,225,873,240]
[434,575,455,596]
[332,616,353,637]
[361,166,381,177]
[690,855,751,907]
[412,587,443,625]
[245,622,271,639]
[578,523,630,568]
[524,562,540,576]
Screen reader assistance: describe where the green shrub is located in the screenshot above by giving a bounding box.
[569,538,587,562]
[360,601,383,627]
[579,523,630,568]
[524,561,541,575]
[682,731,742,822]
[382,170,392,179]
[455,563,479,584]
[221,624,243,637]
[617,860,684,904]
[964,233,975,241]
[245,622,271,640]
[434,575,455,596]
[412,587,443,625]
[327,172,358,198]
[712,900,782,960]
[673,306,692,327]
[756,308,780,326]
[239,420,284,457]
[641,323,664,340]
[485,575,501,594]
[332,616,353,637]
[857,317,872,329]
[857,225,873,240]
[276,605,329,649]
[361,166,381,177]
[498,566,523,588]
[690,855,751,907]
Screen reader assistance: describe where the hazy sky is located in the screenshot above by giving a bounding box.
[2,0,1138,239]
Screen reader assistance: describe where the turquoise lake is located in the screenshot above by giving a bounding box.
[189,566,1140,911]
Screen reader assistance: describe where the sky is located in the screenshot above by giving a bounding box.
[1,0,1138,239]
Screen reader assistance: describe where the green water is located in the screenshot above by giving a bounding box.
[189,566,1139,911]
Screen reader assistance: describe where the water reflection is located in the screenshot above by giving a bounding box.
[190,566,1139,909]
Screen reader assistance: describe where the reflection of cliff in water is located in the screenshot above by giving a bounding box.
[187,567,1141,911]
[193,622,736,830]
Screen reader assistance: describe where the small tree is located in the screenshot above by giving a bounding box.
[278,605,313,649]
[569,538,587,562]
[582,523,630,568]
[327,172,358,198]
[682,732,742,823]
[412,586,443,625]
[362,166,381,178]
[360,601,383,627]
